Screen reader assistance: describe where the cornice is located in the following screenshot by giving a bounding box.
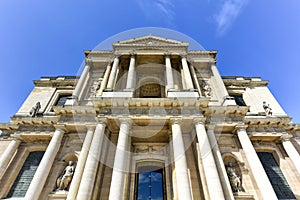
[222,77,268,87]
[202,105,249,116]
[10,115,59,125]
[34,79,78,87]
[244,116,292,126]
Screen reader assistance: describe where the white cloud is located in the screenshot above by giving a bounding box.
[215,0,248,35]
[136,0,175,26]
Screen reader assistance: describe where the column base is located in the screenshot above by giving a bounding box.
[234,192,254,200]
[48,190,68,200]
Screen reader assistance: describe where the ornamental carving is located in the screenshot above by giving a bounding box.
[199,80,212,97]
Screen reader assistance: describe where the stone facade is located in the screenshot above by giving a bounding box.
[0,36,300,200]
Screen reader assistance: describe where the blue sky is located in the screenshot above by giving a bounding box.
[0,0,300,123]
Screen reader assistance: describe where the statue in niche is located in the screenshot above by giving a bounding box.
[199,80,212,97]
[29,102,41,117]
[263,101,272,116]
[226,162,242,193]
[56,161,75,191]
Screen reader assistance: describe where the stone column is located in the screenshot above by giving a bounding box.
[109,118,131,200]
[73,64,90,99]
[66,126,95,200]
[206,126,234,200]
[211,64,235,105]
[165,55,174,90]
[281,134,300,175]
[236,126,277,199]
[97,63,112,96]
[189,64,202,96]
[0,139,21,180]
[171,118,192,200]
[181,56,194,90]
[25,126,66,200]
[106,57,120,90]
[76,120,107,200]
[194,119,227,199]
[126,55,136,89]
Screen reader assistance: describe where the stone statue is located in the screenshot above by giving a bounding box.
[29,102,41,117]
[226,162,242,193]
[56,161,75,191]
[200,80,212,97]
[263,101,272,116]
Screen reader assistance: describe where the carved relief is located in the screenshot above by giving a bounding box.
[89,79,101,98]
[199,80,212,97]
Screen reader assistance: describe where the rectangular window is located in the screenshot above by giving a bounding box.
[7,151,44,198]
[55,95,71,106]
[257,152,296,200]
[136,167,165,200]
[232,95,247,106]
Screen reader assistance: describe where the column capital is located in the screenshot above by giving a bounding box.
[85,60,92,66]
[85,124,96,131]
[96,117,107,124]
[234,124,248,133]
[170,117,183,125]
[180,54,187,58]
[10,136,23,143]
[54,125,67,133]
[193,117,206,125]
[130,53,136,57]
[280,134,293,142]
[164,53,171,58]
[119,117,132,126]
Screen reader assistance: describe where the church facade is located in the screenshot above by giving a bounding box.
[0,36,300,200]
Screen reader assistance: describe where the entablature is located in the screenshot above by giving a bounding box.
[34,76,78,87]
[223,76,268,87]
[244,116,292,126]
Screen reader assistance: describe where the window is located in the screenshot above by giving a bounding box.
[232,95,246,106]
[55,94,71,106]
[136,166,165,200]
[7,151,44,198]
[257,152,296,200]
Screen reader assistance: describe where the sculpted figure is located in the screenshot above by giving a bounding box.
[263,101,272,116]
[29,102,41,117]
[56,161,75,191]
[200,80,212,97]
[226,162,242,192]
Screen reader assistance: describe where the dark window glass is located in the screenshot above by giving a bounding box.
[232,95,246,106]
[7,151,44,198]
[137,168,164,200]
[55,95,71,106]
[257,152,296,200]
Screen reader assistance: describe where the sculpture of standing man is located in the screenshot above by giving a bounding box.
[226,162,242,193]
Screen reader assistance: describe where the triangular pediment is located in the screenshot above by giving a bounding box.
[113,35,189,46]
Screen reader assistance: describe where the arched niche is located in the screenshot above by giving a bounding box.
[222,153,246,193]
